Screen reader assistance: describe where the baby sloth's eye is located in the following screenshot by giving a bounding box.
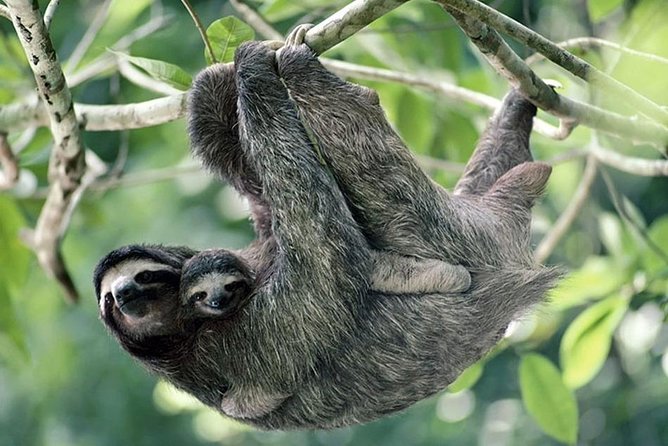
[190,291,208,303]
[134,271,154,284]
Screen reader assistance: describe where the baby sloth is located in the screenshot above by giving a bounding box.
[182,248,472,319]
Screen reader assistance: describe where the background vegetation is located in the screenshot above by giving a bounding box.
[0,0,667,445]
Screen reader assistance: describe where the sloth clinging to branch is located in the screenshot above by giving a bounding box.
[95,30,557,430]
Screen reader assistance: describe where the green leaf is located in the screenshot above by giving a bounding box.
[0,284,28,367]
[520,354,578,445]
[643,216,668,275]
[598,213,624,260]
[113,52,192,90]
[0,196,30,364]
[206,17,255,64]
[560,295,627,389]
[550,256,626,310]
[588,0,623,22]
[0,196,31,292]
[448,361,484,393]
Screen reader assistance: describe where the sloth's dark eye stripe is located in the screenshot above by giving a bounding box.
[135,270,180,286]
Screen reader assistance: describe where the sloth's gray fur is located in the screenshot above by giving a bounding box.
[96,36,558,431]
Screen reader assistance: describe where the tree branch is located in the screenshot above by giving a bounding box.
[0,133,19,190]
[5,0,87,302]
[0,5,11,20]
[322,59,568,140]
[590,144,668,176]
[437,0,668,128]
[305,0,410,54]
[64,0,112,73]
[43,0,60,29]
[440,6,668,147]
[229,0,283,40]
[0,94,187,132]
[230,0,571,140]
[525,37,668,67]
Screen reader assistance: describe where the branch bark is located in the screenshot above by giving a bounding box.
[441,5,668,147]
[305,0,409,54]
[0,133,20,190]
[535,155,599,263]
[5,0,86,302]
[437,0,668,128]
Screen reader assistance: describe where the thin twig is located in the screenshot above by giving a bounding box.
[416,155,464,173]
[0,132,19,190]
[180,0,216,63]
[43,0,60,30]
[601,169,668,266]
[108,131,129,178]
[526,36,668,66]
[590,143,668,176]
[12,127,36,154]
[437,0,668,128]
[546,147,587,165]
[65,0,112,73]
[117,58,184,95]
[534,155,599,263]
[67,14,172,87]
[91,163,201,190]
[229,0,282,40]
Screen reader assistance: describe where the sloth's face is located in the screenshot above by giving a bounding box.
[97,259,183,339]
[181,250,254,319]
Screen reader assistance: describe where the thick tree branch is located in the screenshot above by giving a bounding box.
[437,0,668,128]
[306,0,409,54]
[0,94,187,132]
[441,6,668,147]
[6,0,87,302]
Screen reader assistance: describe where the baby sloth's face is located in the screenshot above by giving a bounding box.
[181,249,254,318]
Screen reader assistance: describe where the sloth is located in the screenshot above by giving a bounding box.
[96,240,470,348]
[95,35,558,430]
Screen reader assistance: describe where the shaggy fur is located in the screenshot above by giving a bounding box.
[94,35,559,431]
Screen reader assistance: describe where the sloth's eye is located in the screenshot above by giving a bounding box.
[104,293,113,304]
[224,281,245,292]
[135,271,154,284]
[190,291,208,303]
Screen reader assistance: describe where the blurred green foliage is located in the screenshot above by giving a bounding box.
[1,0,667,445]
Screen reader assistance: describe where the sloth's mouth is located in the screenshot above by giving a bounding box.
[118,298,148,317]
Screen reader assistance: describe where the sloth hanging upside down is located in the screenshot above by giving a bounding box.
[94,27,559,430]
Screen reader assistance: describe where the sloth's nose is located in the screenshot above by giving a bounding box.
[111,280,141,307]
